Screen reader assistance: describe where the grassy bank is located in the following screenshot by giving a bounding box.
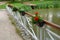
[9,2,32,11]
[0,1,60,9]
[10,1,60,10]
[30,1,60,9]
[0,4,6,9]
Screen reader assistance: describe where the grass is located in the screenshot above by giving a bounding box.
[9,1,60,9]
[0,1,22,9]
[8,1,24,8]
[9,2,32,11]
[0,1,60,9]
[30,1,60,9]
[0,4,6,9]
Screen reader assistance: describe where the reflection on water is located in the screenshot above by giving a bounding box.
[37,8,60,25]
[48,11,53,22]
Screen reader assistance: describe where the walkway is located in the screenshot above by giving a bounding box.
[0,10,23,40]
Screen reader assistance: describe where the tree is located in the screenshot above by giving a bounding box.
[12,0,15,2]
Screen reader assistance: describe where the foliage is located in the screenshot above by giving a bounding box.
[10,2,32,11]
[0,1,60,9]
[30,1,60,9]
[0,4,6,9]
[12,7,18,11]
[10,1,60,11]
[44,0,60,1]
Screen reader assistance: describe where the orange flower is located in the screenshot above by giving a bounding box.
[35,12,38,14]
[34,16,39,21]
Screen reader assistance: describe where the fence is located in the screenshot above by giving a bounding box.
[6,5,60,40]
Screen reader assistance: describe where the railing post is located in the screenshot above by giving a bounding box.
[40,28,43,40]
[39,25,46,40]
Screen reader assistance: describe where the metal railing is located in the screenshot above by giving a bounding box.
[6,5,60,40]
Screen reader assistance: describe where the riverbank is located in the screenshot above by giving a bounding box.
[0,1,60,9]
[0,1,7,9]
[29,1,60,9]
[9,1,60,10]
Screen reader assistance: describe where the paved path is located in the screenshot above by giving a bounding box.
[0,1,7,5]
[0,10,23,40]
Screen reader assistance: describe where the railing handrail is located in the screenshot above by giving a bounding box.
[25,12,60,30]
[7,5,60,30]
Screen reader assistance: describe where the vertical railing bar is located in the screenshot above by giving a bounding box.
[42,25,46,40]
[39,26,46,40]
[44,28,46,40]
[40,28,43,40]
